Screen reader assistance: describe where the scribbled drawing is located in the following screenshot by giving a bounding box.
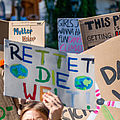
[87,82,120,120]
[0,106,13,120]
[10,64,28,79]
[75,76,93,90]
[6,106,13,111]
[0,106,5,120]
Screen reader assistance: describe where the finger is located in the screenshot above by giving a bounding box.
[43,92,64,108]
[43,98,55,110]
[47,91,62,104]
[43,94,58,106]
[26,99,31,103]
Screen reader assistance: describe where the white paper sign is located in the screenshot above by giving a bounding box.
[4,40,95,110]
[58,18,84,53]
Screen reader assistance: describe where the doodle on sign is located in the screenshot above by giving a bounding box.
[0,106,13,120]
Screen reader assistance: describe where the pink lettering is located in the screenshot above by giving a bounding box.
[68,36,81,43]
[60,44,67,52]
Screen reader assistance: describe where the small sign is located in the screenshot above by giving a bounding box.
[58,18,84,53]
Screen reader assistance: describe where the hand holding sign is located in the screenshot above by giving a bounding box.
[43,91,64,120]
[4,39,96,110]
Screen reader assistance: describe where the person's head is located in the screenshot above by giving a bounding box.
[20,101,49,120]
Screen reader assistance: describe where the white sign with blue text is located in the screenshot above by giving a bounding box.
[58,18,84,53]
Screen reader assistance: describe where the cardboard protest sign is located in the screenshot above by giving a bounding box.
[79,12,120,50]
[4,40,96,110]
[62,35,120,120]
[0,20,45,50]
[9,21,45,46]
[0,51,19,120]
[58,18,84,53]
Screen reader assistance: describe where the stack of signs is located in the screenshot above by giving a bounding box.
[63,35,120,120]
[79,12,120,50]
[0,20,45,50]
[4,40,96,110]
[58,18,84,53]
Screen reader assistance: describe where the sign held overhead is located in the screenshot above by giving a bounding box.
[4,40,96,110]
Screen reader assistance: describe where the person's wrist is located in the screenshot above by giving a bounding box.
[48,118,62,120]
[48,115,62,120]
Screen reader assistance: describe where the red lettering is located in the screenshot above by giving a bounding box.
[23,82,37,100]
[115,31,118,36]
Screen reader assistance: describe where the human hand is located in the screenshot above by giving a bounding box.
[42,91,64,120]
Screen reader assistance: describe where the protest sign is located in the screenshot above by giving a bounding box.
[63,35,120,120]
[79,12,120,50]
[0,20,45,50]
[0,50,19,120]
[4,40,96,110]
[58,18,84,53]
[0,20,8,50]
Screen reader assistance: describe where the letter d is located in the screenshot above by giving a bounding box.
[35,66,50,83]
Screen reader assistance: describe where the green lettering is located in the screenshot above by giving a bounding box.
[54,88,57,95]
[35,66,50,83]
[52,70,55,85]
[0,107,5,120]
[53,53,66,69]
[35,50,49,65]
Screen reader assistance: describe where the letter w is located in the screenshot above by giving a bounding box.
[23,82,37,100]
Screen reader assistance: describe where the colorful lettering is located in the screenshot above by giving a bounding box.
[23,46,32,64]
[81,58,94,73]
[35,50,49,65]
[40,86,51,101]
[53,53,66,69]
[14,28,33,35]
[35,66,50,83]
[68,57,78,72]
[23,82,37,100]
[57,72,70,89]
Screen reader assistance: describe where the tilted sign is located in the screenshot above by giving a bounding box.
[79,12,120,50]
[9,21,45,47]
[0,20,45,50]
[58,18,84,53]
[63,35,120,120]
[4,40,95,110]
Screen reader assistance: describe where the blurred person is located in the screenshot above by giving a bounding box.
[20,91,64,120]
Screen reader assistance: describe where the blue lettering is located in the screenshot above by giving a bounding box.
[57,72,70,89]
[19,30,21,35]
[21,28,24,34]
[68,57,78,72]
[81,58,94,73]
[23,46,32,64]
[66,91,79,107]
[30,29,33,34]
[14,28,19,35]
[24,28,27,34]
[27,29,30,34]
[13,28,33,35]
